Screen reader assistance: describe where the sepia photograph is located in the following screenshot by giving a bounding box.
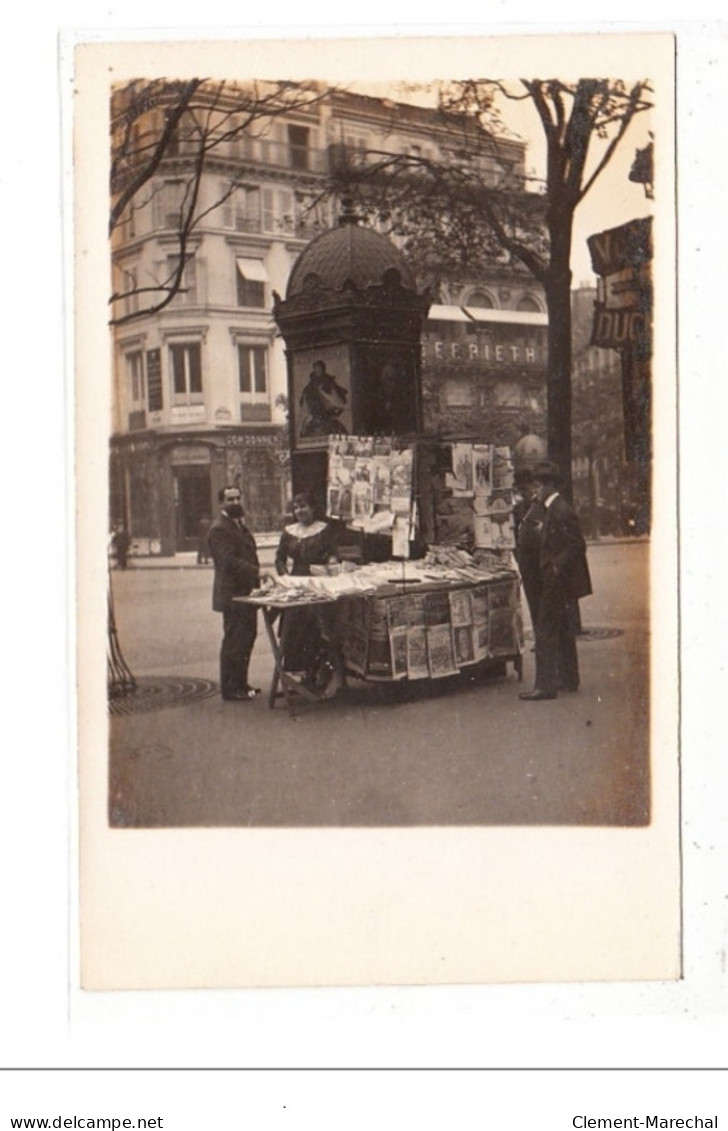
[75,31,679,991]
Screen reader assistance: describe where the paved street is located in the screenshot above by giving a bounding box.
[108,539,649,828]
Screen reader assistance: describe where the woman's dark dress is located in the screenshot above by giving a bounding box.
[275,522,339,672]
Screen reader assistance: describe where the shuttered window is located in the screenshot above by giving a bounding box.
[170,343,203,402]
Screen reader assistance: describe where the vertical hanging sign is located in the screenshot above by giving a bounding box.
[146,348,163,412]
[587,217,653,359]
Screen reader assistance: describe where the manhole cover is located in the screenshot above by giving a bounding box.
[524,626,624,642]
[109,675,219,716]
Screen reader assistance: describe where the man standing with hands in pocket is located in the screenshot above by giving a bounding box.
[519,461,592,702]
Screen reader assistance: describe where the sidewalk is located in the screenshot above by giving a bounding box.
[120,533,281,570]
[120,533,648,571]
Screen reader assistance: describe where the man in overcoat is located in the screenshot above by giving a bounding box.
[513,470,546,631]
[519,461,592,701]
[208,485,261,701]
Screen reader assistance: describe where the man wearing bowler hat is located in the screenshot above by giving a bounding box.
[519,461,592,701]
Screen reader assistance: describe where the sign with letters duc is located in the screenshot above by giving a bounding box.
[587,216,652,358]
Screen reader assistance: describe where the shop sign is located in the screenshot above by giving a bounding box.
[121,437,155,454]
[591,309,649,351]
[588,217,652,356]
[595,264,650,310]
[146,348,163,412]
[421,324,546,367]
[224,432,277,448]
[587,216,652,277]
[422,339,543,365]
[171,404,206,425]
[169,445,211,465]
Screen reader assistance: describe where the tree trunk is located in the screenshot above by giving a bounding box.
[544,258,574,500]
[588,453,599,540]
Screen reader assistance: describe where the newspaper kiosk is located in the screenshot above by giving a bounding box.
[251,203,523,711]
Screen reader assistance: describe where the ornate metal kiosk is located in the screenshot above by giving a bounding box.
[241,202,524,712]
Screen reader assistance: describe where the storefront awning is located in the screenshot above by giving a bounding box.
[463,307,548,326]
[236,257,269,282]
[427,304,471,322]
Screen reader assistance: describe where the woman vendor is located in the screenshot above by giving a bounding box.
[274,491,342,691]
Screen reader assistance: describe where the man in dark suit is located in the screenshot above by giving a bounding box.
[513,470,547,631]
[519,461,592,701]
[208,485,262,701]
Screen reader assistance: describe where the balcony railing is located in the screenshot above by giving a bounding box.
[230,135,329,173]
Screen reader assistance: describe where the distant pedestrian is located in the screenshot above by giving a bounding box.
[197,513,211,564]
[207,486,262,702]
[112,523,130,569]
[519,461,592,701]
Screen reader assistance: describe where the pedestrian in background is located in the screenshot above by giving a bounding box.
[519,461,592,701]
[208,486,262,702]
[196,513,211,565]
[112,523,130,569]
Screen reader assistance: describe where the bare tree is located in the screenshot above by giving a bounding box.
[109,78,329,325]
[332,79,653,495]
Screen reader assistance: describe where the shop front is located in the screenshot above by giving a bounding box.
[421,304,548,442]
[110,427,288,555]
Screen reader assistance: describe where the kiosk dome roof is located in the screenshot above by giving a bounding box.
[286,207,417,298]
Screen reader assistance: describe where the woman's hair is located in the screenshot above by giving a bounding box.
[292,490,316,510]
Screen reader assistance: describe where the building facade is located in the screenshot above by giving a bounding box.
[110,83,547,554]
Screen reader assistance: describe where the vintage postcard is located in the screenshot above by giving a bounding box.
[75,31,679,991]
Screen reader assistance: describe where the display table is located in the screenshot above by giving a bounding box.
[238,572,523,715]
[236,593,341,715]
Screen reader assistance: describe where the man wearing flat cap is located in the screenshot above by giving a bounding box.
[519,461,592,701]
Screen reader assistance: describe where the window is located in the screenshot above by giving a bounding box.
[120,203,136,241]
[262,186,294,235]
[235,258,268,308]
[344,131,368,151]
[121,267,139,316]
[467,290,495,309]
[167,255,198,305]
[170,343,203,403]
[238,346,267,395]
[294,191,330,237]
[238,345,270,420]
[126,351,145,403]
[227,115,246,159]
[126,348,146,431]
[444,378,475,407]
[165,114,196,157]
[221,183,261,232]
[516,295,541,312]
[494,380,526,408]
[288,125,310,170]
[256,121,287,165]
[155,180,187,229]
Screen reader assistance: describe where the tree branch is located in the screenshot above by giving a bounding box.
[109,79,202,237]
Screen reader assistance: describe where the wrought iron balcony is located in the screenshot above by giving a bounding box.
[229,135,329,174]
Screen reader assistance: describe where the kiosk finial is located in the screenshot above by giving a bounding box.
[338,193,358,225]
